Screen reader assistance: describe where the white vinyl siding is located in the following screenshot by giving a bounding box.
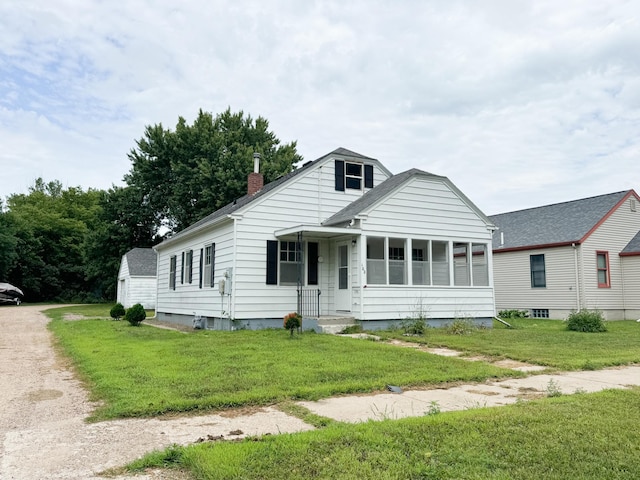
[356,175,495,320]
[155,221,234,317]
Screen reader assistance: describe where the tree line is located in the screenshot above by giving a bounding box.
[0,109,301,302]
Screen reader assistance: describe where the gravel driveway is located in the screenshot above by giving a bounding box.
[0,305,312,480]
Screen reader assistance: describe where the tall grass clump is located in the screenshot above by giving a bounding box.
[565,309,607,333]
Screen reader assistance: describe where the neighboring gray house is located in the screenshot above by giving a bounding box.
[117,248,158,309]
[153,148,497,331]
[490,190,640,320]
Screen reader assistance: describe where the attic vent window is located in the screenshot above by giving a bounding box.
[631,198,637,212]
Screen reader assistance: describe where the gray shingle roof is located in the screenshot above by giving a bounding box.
[125,248,157,276]
[490,191,631,251]
[156,148,385,247]
[622,230,640,255]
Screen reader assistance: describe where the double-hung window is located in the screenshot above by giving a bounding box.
[185,250,193,284]
[203,244,215,287]
[280,241,303,285]
[530,254,546,288]
[169,255,177,290]
[596,251,610,288]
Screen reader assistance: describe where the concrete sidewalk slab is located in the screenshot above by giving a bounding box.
[298,365,640,424]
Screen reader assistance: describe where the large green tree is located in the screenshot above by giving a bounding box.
[125,108,302,233]
[4,179,103,301]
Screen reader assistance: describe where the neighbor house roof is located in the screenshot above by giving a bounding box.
[124,248,157,276]
[621,230,640,256]
[323,168,494,228]
[155,148,389,248]
[490,190,634,252]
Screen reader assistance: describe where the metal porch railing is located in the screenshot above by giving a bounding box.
[297,288,321,318]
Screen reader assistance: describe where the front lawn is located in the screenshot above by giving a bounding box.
[45,305,519,421]
[130,388,640,479]
[378,318,640,370]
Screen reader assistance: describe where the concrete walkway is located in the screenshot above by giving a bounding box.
[298,365,640,422]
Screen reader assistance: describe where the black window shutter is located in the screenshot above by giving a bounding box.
[335,160,345,191]
[308,242,319,285]
[266,240,278,285]
[199,248,203,288]
[181,252,185,284]
[211,243,216,287]
[364,164,374,188]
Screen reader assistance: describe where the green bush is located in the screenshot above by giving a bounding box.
[566,309,607,333]
[400,317,428,335]
[445,318,476,335]
[498,309,529,319]
[110,303,126,321]
[283,312,301,336]
[124,303,146,326]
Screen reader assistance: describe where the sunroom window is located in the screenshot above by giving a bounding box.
[432,241,450,285]
[453,242,470,286]
[412,240,430,285]
[388,238,407,284]
[366,237,386,284]
[472,243,489,286]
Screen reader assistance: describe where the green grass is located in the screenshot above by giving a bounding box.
[45,305,520,421]
[130,388,640,479]
[379,318,640,370]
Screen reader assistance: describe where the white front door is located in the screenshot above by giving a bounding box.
[335,242,351,311]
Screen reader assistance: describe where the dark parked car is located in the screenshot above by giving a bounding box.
[0,283,24,305]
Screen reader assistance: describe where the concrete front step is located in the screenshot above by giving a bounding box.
[310,315,357,334]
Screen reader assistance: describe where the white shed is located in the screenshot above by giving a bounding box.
[117,248,157,309]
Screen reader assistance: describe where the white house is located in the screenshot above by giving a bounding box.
[490,190,640,320]
[117,248,158,309]
[153,148,497,331]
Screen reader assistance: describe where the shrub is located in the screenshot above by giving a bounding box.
[498,309,529,319]
[400,317,428,335]
[565,309,607,333]
[124,303,147,326]
[283,312,302,336]
[445,318,476,335]
[110,303,126,321]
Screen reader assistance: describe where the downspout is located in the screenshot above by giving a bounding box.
[620,256,627,320]
[231,217,238,320]
[572,243,581,310]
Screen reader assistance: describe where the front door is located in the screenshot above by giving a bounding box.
[335,242,351,311]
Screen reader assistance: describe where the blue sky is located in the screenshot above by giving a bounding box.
[1,0,639,214]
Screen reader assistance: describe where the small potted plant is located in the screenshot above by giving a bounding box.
[283,312,302,336]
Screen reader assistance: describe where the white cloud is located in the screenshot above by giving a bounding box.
[1,0,639,214]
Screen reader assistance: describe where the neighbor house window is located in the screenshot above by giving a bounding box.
[388,238,407,284]
[180,252,185,284]
[596,251,610,288]
[531,308,549,318]
[366,237,386,284]
[203,244,215,287]
[530,254,546,288]
[169,255,177,290]
[412,239,430,285]
[280,241,303,285]
[432,241,450,285]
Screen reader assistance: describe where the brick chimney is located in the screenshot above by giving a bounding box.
[247,152,264,195]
